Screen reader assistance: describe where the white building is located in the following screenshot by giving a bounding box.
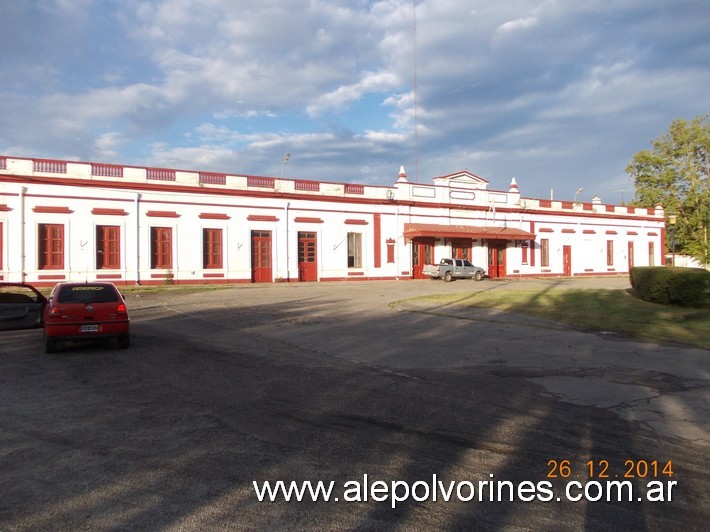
[0,155,665,286]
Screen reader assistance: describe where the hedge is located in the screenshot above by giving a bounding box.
[630,266,710,307]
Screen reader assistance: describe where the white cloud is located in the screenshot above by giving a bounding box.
[306,71,401,116]
[1,0,709,200]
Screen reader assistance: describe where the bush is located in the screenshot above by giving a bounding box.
[630,266,710,307]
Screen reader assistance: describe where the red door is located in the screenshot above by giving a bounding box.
[627,241,635,271]
[563,245,572,276]
[452,239,471,260]
[251,231,272,283]
[487,241,506,278]
[412,238,434,279]
[298,232,318,281]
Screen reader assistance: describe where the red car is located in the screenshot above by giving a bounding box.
[43,282,130,353]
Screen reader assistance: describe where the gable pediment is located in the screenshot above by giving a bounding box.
[432,170,489,190]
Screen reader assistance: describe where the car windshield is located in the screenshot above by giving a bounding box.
[57,285,119,304]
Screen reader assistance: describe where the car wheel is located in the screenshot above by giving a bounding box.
[474,271,483,281]
[45,336,57,354]
[444,271,453,282]
[117,335,130,349]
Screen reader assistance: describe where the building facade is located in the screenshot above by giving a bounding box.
[0,155,665,286]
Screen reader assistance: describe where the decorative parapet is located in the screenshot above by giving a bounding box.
[0,155,664,218]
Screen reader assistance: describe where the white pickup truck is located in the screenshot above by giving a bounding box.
[422,258,486,282]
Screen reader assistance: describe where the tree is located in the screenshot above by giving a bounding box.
[627,115,710,265]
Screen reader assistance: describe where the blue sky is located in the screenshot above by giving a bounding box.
[1,0,708,203]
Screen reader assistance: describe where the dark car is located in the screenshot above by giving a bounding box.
[43,282,130,353]
[0,283,48,331]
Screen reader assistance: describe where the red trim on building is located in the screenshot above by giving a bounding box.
[606,230,618,235]
[386,238,395,264]
[0,204,10,211]
[373,213,381,268]
[539,228,554,233]
[33,206,72,214]
[247,215,279,222]
[33,159,67,173]
[199,213,230,220]
[583,229,596,234]
[92,163,123,178]
[92,208,128,216]
[147,168,176,181]
[1,170,663,222]
[345,219,368,225]
[606,205,616,213]
[199,172,226,185]
[96,274,122,279]
[247,176,275,188]
[38,274,66,280]
[293,217,324,223]
[347,271,365,276]
[627,231,638,235]
[295,180,320,192]
[146,210,180,218]
[561,228,575,233]
[344,184,364,194]
[403,223,534,240]
[648,232,658,236]
[203,273,225,278]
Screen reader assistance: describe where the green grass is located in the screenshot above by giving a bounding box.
[408,289,710,350]
[36,284,233,297]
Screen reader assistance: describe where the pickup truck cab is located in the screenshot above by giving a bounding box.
[422,258,485,282]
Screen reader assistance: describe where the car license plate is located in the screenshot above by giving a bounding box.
[80,324,99,333]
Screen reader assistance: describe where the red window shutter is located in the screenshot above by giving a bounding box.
[39,224,64,270]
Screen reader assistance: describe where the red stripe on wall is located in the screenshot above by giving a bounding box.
[92,208,127,216]
[33,206,72,214]
[293,217,323,223]
[373,213,381,268]
[146,210,179,218]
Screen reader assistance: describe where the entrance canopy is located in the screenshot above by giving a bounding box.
[404,223,534,241]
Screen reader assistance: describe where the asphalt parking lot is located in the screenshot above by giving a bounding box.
[1,277,708,530]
